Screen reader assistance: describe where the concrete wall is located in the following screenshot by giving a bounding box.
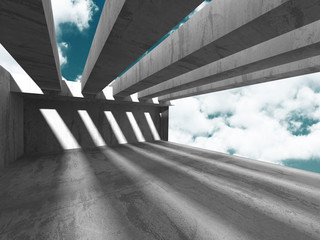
[23,96,168,156]
[0,66,24,168]
[0,65,168,162]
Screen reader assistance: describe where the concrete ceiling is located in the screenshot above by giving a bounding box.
[2,0,320,103]
[81,0,204,94]
[140,20,320,99]
[0,0,62,91]
[110,0,320,98]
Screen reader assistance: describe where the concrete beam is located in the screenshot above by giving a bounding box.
[112,0,320,97]
[138,20,320,99]
[158,56,320,101]
[0,0,62,91]
[81,0,125,94]
[81,0,204,94]
[8,73,171,107]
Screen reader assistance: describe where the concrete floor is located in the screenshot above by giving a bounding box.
[0,141,319,240]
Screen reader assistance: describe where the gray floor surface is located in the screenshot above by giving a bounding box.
[0,141,319,240]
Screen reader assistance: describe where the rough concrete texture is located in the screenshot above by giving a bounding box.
[159,56,320,102]
[81,0,125,93]
[159,56,320,101]
[139,20,320,99]
[0,0,62,91]
[59,79,170,107]
[9,77,170,108]
[0,141,319,239]
[23,96,167,155]
[112,0,320,97]
[0,66,23,168]
[81,0,204,94]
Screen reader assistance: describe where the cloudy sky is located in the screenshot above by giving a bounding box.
[0,0,319,173]
[169,74,320,173]
[52,0,105,82]
[0,0,104,83]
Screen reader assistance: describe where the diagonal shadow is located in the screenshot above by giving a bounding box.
[57,107,98,150]
[0,148,140,239]
[71,111,192,239]
[131,111,154,141]
[81,148,192,240]
[134,142,320,217]
[111,110,139,143]
[153,141,320,189]
[98,145,251,239]
[111,143,318,240]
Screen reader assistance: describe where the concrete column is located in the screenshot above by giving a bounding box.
[0,66,23,168]
[160,107,169,141]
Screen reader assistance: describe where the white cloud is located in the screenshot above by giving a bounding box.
[62,74,82,83]
[51,0,98,69]
[62,74,81,83]
[170,98,213,136]
[169,73,320,164]
[60,42,69,48]
[75,75,82,82]
[51,0,99,33]
[58,44,67,66]
[58,42,69,66]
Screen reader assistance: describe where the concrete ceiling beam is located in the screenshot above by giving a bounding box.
[112,0,320,97]
[0,0,62,91]
[137,20,320,99]
[81,0,204,94]
[158,56,320,101]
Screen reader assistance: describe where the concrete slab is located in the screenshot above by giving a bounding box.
[158,56,320,101]
[0,142,319,239]
[138,20,320,99]
[81,0,204,94]
[112,0,320,97]
[0,0,62,91]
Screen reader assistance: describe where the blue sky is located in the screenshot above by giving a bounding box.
[53,0,210,82]
[52,0,105,82]
[0,0,319,174]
